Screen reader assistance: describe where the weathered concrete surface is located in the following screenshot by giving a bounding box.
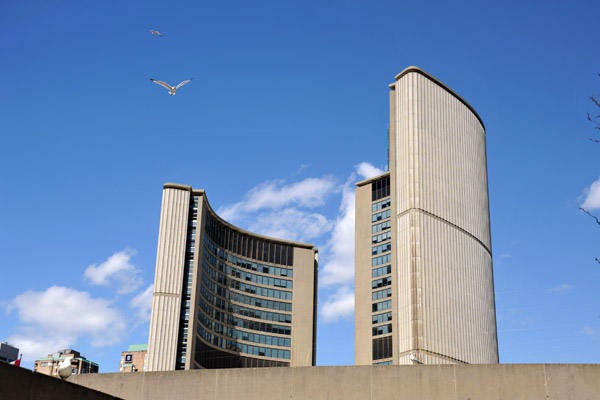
[68,364,600,400]
[0,361,122,400]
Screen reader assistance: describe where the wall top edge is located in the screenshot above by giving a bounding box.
[162,183,317,251]
[390,66,485,131]
[355,171,390,187]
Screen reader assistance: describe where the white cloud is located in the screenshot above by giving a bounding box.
[579,326,599,337]
[7,286,126,361]
[319,176,356,287]
[356,162,385,180]
[548,284,573,294]
[321,285,355,322]
[129,284,154,321]
[218,176,336,222]
[247,208,332,242]
[84,249,141,294]
[581,176,600,210]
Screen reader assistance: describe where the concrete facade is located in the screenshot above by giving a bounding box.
[147,184,318,371]
[355,67,499,365]
[68,364,600,400]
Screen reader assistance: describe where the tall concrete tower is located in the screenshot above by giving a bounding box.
[355,67,499,365]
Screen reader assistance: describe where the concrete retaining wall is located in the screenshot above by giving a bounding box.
[68,364,600,400]
[0,361,122,400]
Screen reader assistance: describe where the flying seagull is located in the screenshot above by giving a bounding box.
[149,30,163,37]
[150,78,193,95]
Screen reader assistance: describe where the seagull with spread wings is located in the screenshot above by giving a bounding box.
[150,78,193,95]
[149,30,163,37]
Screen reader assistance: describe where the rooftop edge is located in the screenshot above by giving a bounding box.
[389,66,485,130]
[162,183,317,251]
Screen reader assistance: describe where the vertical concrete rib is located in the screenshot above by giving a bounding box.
[147,186,190,371]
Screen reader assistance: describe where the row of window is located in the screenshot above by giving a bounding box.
[372,231,391,245]
[373,360,393,365]
[203,247,293,289]
[372,323,392,336]
[372,220,391,233]
[372,265,391,278]
[198,297,290,335]
[202,260,293,301]
[200,279,292,313]
[372,209,391,223]
[205,211,294,267]
[372,299,392,312]
[197,324,291,360]
[372,288,392,301]
[372,198,391,213]
[372,254,391,267]
[198,288,292,324]
[198,314,291,348]
[372,335,392,360]
[372,276,392,289]
[371,176,390,201]
[204,236,294,278]
[372,311,392,325]
[177,202,197,370]
[372,242,391,256]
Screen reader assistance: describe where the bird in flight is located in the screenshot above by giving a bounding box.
[150,78,193,95]
[149,30,163,37]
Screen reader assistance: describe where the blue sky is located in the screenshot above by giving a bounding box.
[1,0,599,371]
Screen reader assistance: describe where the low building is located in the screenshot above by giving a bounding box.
[0,342,19,363]
[33,349,99,376]
[119,344,147,372]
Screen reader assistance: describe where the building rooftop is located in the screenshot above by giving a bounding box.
[127,344,148,352]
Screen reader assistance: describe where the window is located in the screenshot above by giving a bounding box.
[372,336,392,360]
[372,323,392,336]
[372,243,392,256]
[371,265,392,278]
[372,311,392,324]
[372,220,391,233]
[372,231,391,244]
[125,354,133,362]
[372,254,392,267]
[371,209,391,223]
[371,176,390,201]
[371,198,391,213]
[372,276,392,289]
[372,300,392,312]
[372,288,392,301]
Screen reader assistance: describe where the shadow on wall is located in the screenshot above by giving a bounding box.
[0,362,122,400]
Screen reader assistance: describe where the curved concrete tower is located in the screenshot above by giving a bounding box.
[147,183,318,371]
[355,67,498,365]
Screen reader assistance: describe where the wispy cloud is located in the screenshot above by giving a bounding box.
[548,284,573,294]
[247,208,332,242]
[84,249,141,294]
[6,286,126,361]
[218,176,337,222]
[321,285,355,322]
[579,326,599,337]
[129,284,154,321]
[581,176,600,210]
[319,176,356,287]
